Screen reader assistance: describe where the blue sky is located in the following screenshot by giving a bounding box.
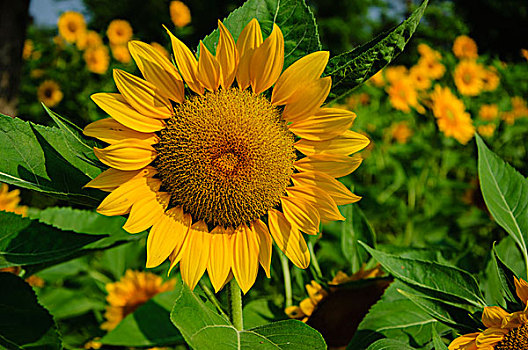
[30,0,86,27]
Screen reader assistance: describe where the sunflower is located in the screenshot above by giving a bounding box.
[384,66,408,84]
[477,124,496,138]
[478,104,499,121]
[482,67,500,92]
[150,42,170,59]
[77,30,103,51]
[23,39,33,60]
[430,85,475,145]
[386,78,424,114]
[390,121,413,144]
[454,60,485,96]
[522,49,528,61]
[101,270,175,331]
[83,19,368,293]
[107,20,133,46]
[417,43,441,60]
[417,56,445,80]
[0,183,27,216]
[409,64,432,90]
[111,44,132,64]
[449,277,528,350]
[452,35,478,60]
[37,80,63,107]
[84,46,110,74]
[57,11,86,43]
[170,1,191,28]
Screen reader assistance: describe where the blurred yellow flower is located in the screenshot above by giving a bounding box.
[111,44,132,64]
[0,183,27,216]
[390,121,413,144]
[107,19,133,46]
[170,1,191,28]
[409,65,431,90]
[478,104,498,121]
[386,78,424,113]
[511,96,528,120]
[101,270,176,331]
[384,65,408,83]
[417,43,441,60]
[454,60,485,96]
[346,93,370,109]
[430,85,475,145]
[368,70,385,87]
[22,39,33,60]
[482,66,500,91]
[57,11,86,43]
[84,46,110,74]
[522,48,528,61]
[452,35,478,60]
[150,42,170,59]
[477,124,496,138]
[30,69,45,79]
[37,80,63,108]
[77,30,103,51]
[417,56,445,80]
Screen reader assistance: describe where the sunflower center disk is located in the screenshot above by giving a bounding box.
[155,88,296,228]
[495,323,528,350]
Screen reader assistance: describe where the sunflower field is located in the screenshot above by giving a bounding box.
[1,0,528,349]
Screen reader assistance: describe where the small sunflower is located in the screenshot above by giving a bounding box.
[170,1,191,28]
[453,35,478,60]
[77,30,103,51]
[417,55,445,80]
[390,121,413,144]
[482,67,500,92]
[430,85,475,145]
[384,66,408,84]
[107,20,133,46]
[417,43,442,61]
[111,44,132,64]
[57,11,86,43]
[101,270,175,331]
[522,49,528,61]
[449,277,528,350]
[454,60,485,96]
[23,39,33,60]
[84,19,369,293]
[37,80,63,107]
[84,46,110,74]
[409,64,432,90]
[477,124,496,138]
[386,78,424,114]
[0,183,27,216]
[478,104,499,121]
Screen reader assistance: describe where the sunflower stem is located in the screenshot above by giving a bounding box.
[228,279,244,330]
[307,240,322,279]
[198,280,229,320]
[279,249,293,308]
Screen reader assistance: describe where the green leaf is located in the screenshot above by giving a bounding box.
[38,288,104,320]
[340,204,376,271]
[488,243,524,310]
[0,211,102,268]
[0,272,61,350]
[476,134,528,274]
[243,299,287,329]
[0,114,103,206]
[324,0,428,101]
[170,279,326,349]
[431,324,448,350]
[202,0,321,68]
[360,243,486,308]
[365,339,416,350]
[101,290,184,347]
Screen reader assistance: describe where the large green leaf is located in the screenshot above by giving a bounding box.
[365,339,415,350]
[360,243,485,308]
[0,272,61,349]
[340,204,376,271]
[0,211,102,268]
[325,0,428,101]
[101,290,184,347]
[38,288,105,320]
[476,135,528,273]
[0,114,103,206]
[202,0,321,68]
[170,279,326,349]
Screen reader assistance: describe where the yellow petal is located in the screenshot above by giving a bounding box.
[286,186,344,221]
[232,224,259,294]
[197,41,221,91]
[94,140,157,171]
[268,209,310,269]
[448,333,479,350]
[83,118,159,144]
[85,166,156,192]
[207,226,234,292]
[252,220,272,278]
[216,21,238,89]
[476,327,508,348]
[282,77,332,122]
[294,130,370,156]
[291,171,361,205]
[167,209,193,273]
[123,192,169,233]
[288,108,356,141]
[250,24,284,94]
[280,196,320,235]
[515,276,528,305]
[165,26,204,95]
[97,177,161,216]
[128,40,185,103]
[271,51,329,105]
[113,69,173,119]
[236,19,263,90]
[91,93,166,133]
[482,306,510,328]
[147,206,191,268]
[179,221,211,291]
[294,154,362,178]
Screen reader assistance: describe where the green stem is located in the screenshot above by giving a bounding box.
[307,240,322,278]
[279,249,293,308]
[199,280,229,320]
[228,279,243,330]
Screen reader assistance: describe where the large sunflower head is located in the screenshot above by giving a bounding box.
[57,11,86,44]
[37,80,63,108]
[84,19,369,293]
[449,277,528,350]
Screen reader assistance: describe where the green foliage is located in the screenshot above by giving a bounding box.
[340,204,376,271]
